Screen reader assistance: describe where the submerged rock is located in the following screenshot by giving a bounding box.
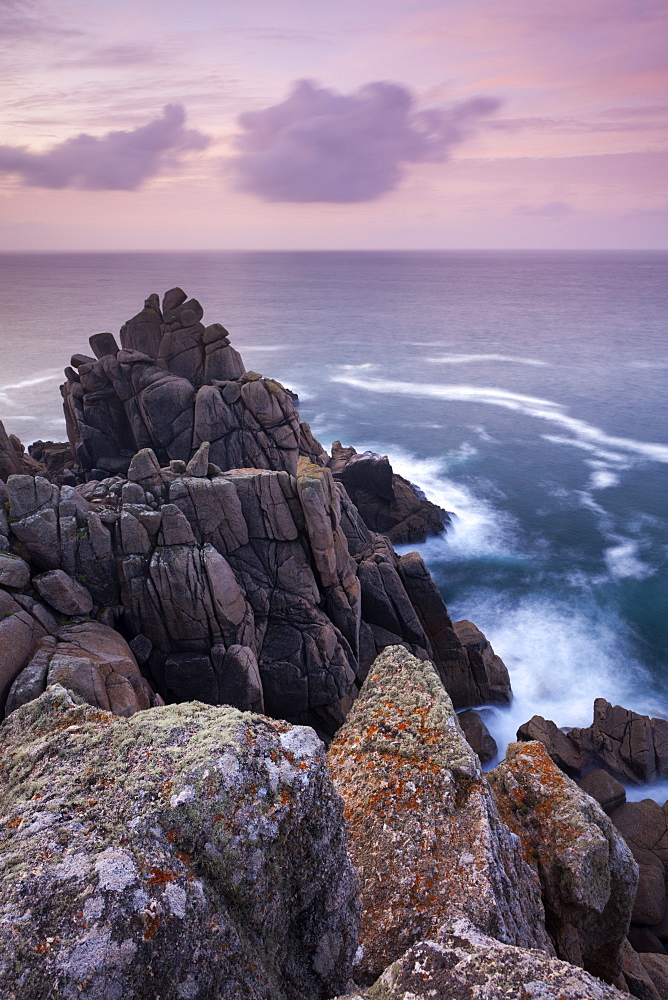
[489,740,638,984]
[0,686,359,1000]
[333,918,628,1000]
[327,645,549,985]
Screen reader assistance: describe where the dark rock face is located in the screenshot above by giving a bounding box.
[61,289,302,478]
[0,686,360,1000]
[518,698,668,785]
[27,439,77,479]
[458,708,498,763]
[610,799,668,954]
[329,441,450,545]
[489,741,637,985]
[578,769,627,815]
[0,418,45,481]
[0,449,493,736]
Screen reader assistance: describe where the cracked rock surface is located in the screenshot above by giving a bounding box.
[0,685,359,1000]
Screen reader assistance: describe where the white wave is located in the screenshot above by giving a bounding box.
[235,344,284,352]
[625,780,668,805]
[448,593,665,765]
[629,360,668,369]
[542,435,631,466]
[588,469,619,490]
[358,445,518,562]
[1,371,61,391]
[604,541,655,580]
[427,353,548,367]
[332,374,668,465]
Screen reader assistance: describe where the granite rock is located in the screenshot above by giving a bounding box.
[332,918,628,1000]
[0,686,359,1000]
[327,645,549,985]
[489,740,638,983]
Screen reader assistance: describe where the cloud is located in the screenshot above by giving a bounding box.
[0,104,210,190]
[515,201,576,216]
[231,79,501,203]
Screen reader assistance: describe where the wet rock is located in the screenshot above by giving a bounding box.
[0,685,359,1000]
[489,740,638,984]
[33,568,94,616]
[329,441,449,544]
[327,645,549,986]
[332,918,628,1000]
[457,708,497,763]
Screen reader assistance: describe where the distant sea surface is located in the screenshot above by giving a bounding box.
[1,250,667,775]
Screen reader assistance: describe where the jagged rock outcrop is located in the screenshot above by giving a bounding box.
[27,439,78,480]
[489,740,638,984]
[327,646,550,986]
[0,418,44,481]
[518,699,668,784]
[333,918,628,1000]
[0,685,360,1000]
[61,289,303,477]
[610,799,668,955]
[329,441,450,544]
[1,449,506,734]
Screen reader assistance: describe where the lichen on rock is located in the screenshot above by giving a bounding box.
[0,685,359,1000]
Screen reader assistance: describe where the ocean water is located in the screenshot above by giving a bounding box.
[1,250,667,766]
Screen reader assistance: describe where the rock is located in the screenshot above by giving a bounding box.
[0,420,45,481]
[579,768,627,814]
[327,645,550,985]
[213,643,264,713]
[332,917,628,1000]
[33,568,94,616]
[452,619,512,706]
[0,685,360,1000]
[620,939,662,999]
[27,439,78,479]
[128,633,152,665]
[4,635,55,715]
[0,588,55,714]
[640,953,668,997]
[489,740,638,984]
[43,622,153,716]
[457,708,497,763]
[329,441,450,544]
[89,331,120,358]
[609,800,668,950]
[629,927,666,954]
[0,552,30,589]
[518,700,668,785]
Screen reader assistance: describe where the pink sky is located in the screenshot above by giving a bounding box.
[1,0,666,249]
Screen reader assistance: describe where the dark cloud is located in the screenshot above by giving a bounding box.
[515,201,576,216]
[231,79,501,203]
[0,104,210,190]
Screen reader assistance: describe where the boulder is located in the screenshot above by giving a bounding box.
[329,441,449,544]
[0,685,360,1000]
[0,552,30,589]
[620,939,662,999]
[452,618,512,706]
[579,768,627,814]
[0,588,56,714]
[332,918,628,1000]
[489,740,638,983]
[33,568,94,616]
[0,419,45,481]
[327,645,550,986]
[518,700,668,785]
[640,953,668,997]
[457,708,497,763]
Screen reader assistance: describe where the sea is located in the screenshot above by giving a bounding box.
[1,250,666,790]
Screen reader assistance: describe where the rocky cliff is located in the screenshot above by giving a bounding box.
[1,287,667,999]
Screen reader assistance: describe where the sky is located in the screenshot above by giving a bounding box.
[0,0,667,250]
